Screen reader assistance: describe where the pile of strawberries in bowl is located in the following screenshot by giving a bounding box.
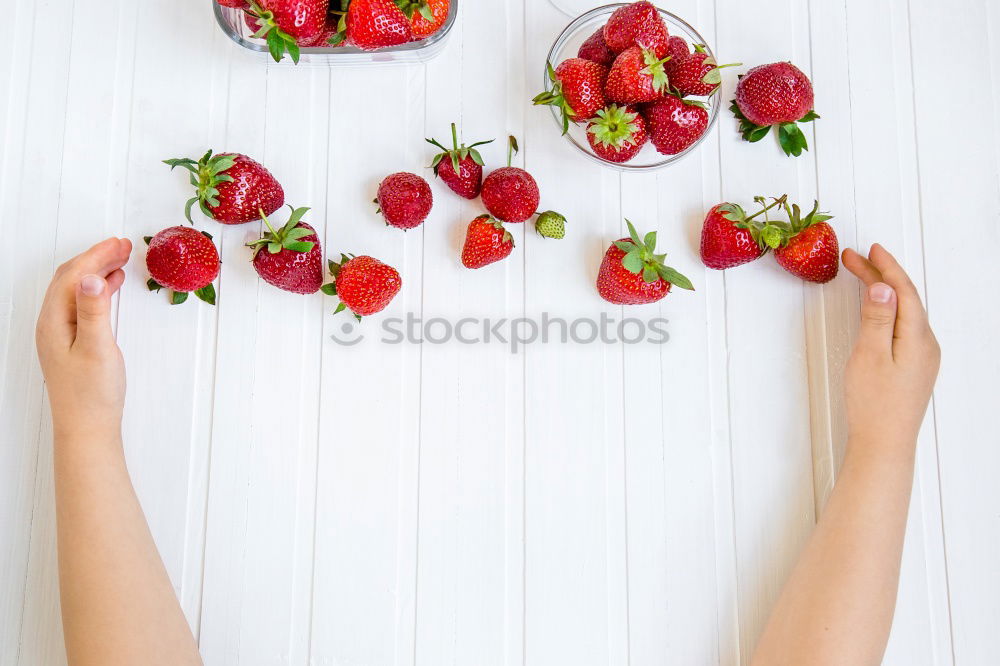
[536,1,733,169]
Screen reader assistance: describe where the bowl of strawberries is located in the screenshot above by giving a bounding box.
[535,1,728,170]
[214,0,457,65]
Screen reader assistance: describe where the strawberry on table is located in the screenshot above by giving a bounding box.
[346,0,413,50]
[605,46,671,105]
[376,172,433,230]
[641,94,709,155]
[426,123,494,199]
[699,196,789,270]
[322,254,402,318]
[578,26,615,67]
[667,44,740,97]
[731,62,819,156]
[461,215,515,269]
[144,227,220,306]
[247,206,324,294]
[596,219,694,305]
[396,0,450,39]
[603,1,670,57]
[768,201,839,283]
[480,136,540,224]
[245,0,329,62]
[534,211,567,240]
[533,58,609,134]
[586,104,648,163]
[163,150,284,225]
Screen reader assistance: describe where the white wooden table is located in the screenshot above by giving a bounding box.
[2,0,998,664]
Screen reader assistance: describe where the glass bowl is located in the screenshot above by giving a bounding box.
[542,3,720,171]
[213,1,458,66]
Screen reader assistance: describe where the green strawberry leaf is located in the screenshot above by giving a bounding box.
[642,266,658,283]
[656,266,695,290]
[171,291,189,305]
[334,302,347,314]
[643,230,657,252]
[194,284,216,306]
[614,240,636,253]
[320,283,337,296]
[800,110,820,122]
[285,241,315,253]
[146,278,161,292]
[622,249,643,274]
[777,122,809,157]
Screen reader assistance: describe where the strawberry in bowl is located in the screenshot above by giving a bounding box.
[537,2,729,169]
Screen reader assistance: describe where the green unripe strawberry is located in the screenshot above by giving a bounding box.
[535,210,567,239]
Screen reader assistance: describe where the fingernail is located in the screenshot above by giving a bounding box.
[870,282,893,303]
[81,274,105,296]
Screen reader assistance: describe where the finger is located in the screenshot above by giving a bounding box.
[73,274,113,351]
[106,268,126,295]
[842,248,883,286]
[867,244,929,339]
[43,238,132,327]
[856,281,898,356]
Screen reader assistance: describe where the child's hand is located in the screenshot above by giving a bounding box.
[35,238,133,443]
[842,244,940,453]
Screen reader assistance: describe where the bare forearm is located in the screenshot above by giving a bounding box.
[750,438,916,666]
[54,434,202,666]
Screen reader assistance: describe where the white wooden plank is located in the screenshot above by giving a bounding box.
[413,2,524,664]
[307,63,423,666]
[909,0,1000,663]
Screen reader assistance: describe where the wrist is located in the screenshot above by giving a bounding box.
[844,431,918,466]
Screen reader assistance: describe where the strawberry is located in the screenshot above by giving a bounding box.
[699,197,789,270]
[461,215,515,268]
[533,59,608,134]
[534,211,567,239]
[218,0,248,8]
[346,0,413,50]
[396,0,449,39]
[667,44,740,96]
[641,95,709,155]
[164,150,284,225]
[299,19,345,47]
[603,1,670,57]
[731,62,819,157]
[767,201,839,283]
[322,254,402,318]
[586,104,648,163]
[480,137,540,224]
[246,206,324,294]
[426,123,494,199]
[144,227,220,305]
[605,46,670,105]
[596,220,694,305]
[665,35,689,61]
[376,172,433,230]
[245,0,328,62]
[578,26,615,66]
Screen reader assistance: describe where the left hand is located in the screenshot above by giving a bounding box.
[35,238,133,443]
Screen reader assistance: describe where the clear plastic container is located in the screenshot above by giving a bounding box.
[213,2,458,65]
[543,4,721,171]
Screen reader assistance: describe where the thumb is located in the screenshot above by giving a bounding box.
[857,282,897,355]
[75,274,113,349]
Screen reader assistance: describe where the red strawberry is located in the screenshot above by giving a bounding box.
[396,0,450,39]
[426,123,494,199]
[578,26,615,66]
[667,44,740,96]
[596,220,694,305]
[480,137,540,224]
[322,254,402,318]
[461,215,514,269]
[586,104,648,163]
[731,62,818,157]
[665,35,689,61]
[247,207,324,294]
[346,0,413,50]
[533,58,608,134]
[218,0,248,8]
[144,227,220,305]
[245,0,328,62]
[164,150,284,225]
[768,201,838,283]
[605,46,670,105]
[376,172,433,230]
[603,1,670,57]
[641,95,709,155]
[699,199,783,270]
[299,19,345,47]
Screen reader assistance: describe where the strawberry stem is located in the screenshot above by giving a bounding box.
[744,194,788,222]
